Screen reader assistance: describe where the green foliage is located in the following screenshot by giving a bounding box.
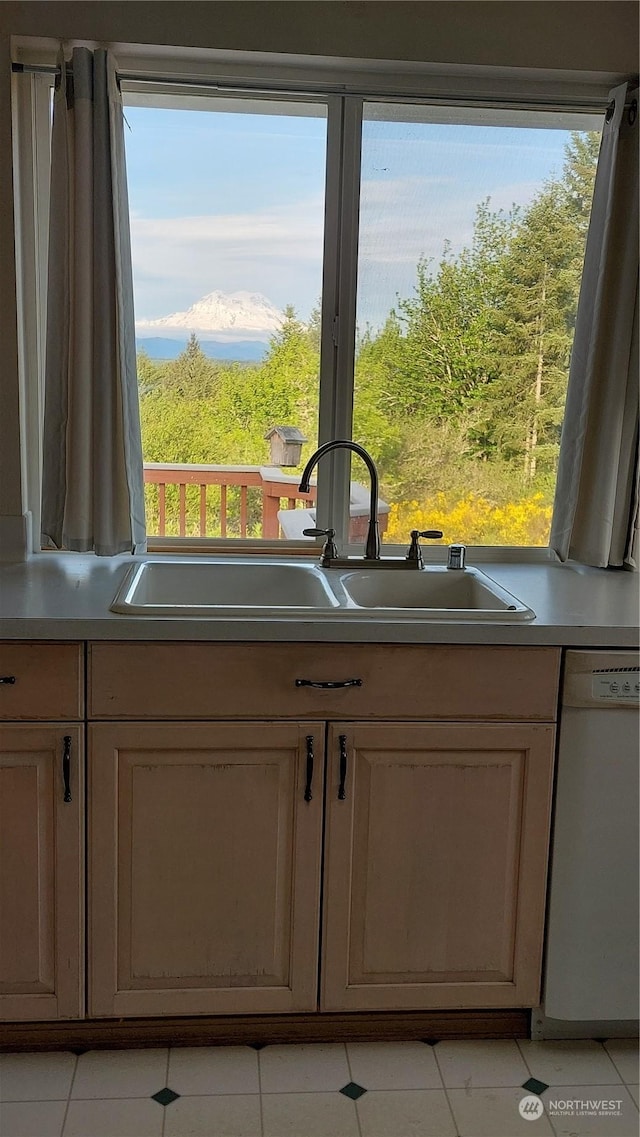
[139,309,320,471]
[391,203,514,421]
[136,349,164,396]
[562,131,601,235]
[162,332,222,399]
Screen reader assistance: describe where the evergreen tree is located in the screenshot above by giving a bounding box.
[163,332,220,398]
[135,348,163,396]
[476,137,597,482]
[306,301,322,352]
[562,131,601,236]
[382,202,514,422]
[256,305,320,434]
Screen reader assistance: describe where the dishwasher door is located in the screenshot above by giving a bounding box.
[543,650,639,1022]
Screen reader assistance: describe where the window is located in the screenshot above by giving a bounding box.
[14,55,603,555]
[353,103,602,548]
[122,93,327,543]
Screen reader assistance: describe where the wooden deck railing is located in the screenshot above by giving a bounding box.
[143,463,389,541]
[143,463,316,539]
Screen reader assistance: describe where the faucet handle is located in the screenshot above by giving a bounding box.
[303,527,339,564]
[303,526,335,539]
[406,528,444,567]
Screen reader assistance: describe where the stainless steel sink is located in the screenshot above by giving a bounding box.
[335,566,535,620]
[111,559,340,614]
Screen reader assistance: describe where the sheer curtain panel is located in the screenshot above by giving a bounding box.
[551,83,639,569]
[41,48,146,555]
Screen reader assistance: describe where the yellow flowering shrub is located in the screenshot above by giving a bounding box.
[385,492,553,547]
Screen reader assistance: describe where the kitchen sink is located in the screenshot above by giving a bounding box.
[336,566,535,620]
[110,559,340,613]
[111,559,534,621]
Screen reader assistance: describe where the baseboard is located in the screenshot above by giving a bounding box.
[0,1009,530,1051]
[532,1009,639,1041]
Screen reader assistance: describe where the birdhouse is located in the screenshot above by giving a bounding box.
[264,425,308,467]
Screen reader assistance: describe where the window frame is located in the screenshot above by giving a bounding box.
[13,69,52,553]
[12,44,611,561]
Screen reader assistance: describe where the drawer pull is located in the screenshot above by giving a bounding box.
[295,678,362,690]
[304,735,314,802]
[0,676,16,684]
[338,734,348,800]
[62,735,72,803]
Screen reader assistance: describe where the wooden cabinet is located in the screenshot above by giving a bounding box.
[321,722,555,1011]
[88,722,324,1017]
[0,643,84,1021]
[0,725,83,1020]
[0,639,560,1024]
[86,643,559,1017]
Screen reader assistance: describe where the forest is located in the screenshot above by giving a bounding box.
[137,132,599,546]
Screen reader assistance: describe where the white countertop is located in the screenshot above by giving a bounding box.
[0,553,637,646]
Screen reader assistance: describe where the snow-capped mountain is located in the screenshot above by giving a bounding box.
[135,290,284,342]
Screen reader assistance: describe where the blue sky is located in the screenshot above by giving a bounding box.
[124,103,595,333]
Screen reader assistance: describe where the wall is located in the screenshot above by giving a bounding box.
[2,2,639,74]
[0,1,638,557]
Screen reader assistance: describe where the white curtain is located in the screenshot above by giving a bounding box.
[41,48,146,555]
[551,83,639,568]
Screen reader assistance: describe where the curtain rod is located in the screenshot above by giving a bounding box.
[11,61,612,111]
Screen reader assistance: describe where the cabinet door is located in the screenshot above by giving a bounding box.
[0,726,83,1020]
[322,722,555,1011]
[89,722,324,1016]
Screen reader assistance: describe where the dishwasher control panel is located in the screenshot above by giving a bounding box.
[592,669,640,703]
[562,651,639,709]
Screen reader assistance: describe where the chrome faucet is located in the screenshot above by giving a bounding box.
[298,440,381,561]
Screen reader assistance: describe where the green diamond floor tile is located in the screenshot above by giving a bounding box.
[151,1087,180,1106]
[522,1076,549,1095]
[340,1081,367,1100]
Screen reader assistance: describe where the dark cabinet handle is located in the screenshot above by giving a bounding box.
[304,735,314,802]
[295,678,362,689]
[0,676,16,684]
[338,734,348,800]
[62,735,72,803]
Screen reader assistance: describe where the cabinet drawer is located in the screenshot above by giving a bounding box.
[89,643,560,721]
[0,643,84,720]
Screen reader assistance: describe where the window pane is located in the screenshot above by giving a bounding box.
[353,103,601,548]
[124,97,326,541]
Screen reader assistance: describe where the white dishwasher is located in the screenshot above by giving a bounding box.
[541,649,639,1032]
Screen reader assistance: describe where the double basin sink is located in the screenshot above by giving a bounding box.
[111,558,534,621]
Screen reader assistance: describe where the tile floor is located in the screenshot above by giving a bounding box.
[0,1037,637,1137]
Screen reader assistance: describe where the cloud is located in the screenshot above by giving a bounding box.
[360,175,455,205]
[358,176,477,267]
[483,180,542,213]
[130,196,325,320]
[133,207,324,248]
[357,173,543,268]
